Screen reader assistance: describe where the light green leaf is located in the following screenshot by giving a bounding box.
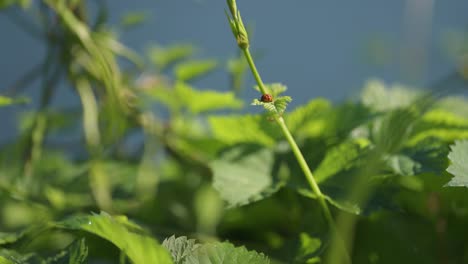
[0,96,12,106]
[120,11,148,28]
[445,140,468,187]
[0,96,28,107]
[175,82,242,114]
[436,96,468,117]
[251,96,291,119]
[361,79,420,112]
[274,96,292,115]
[58,212,173,264]
[286,98,331,136]
[174,60,217,82]
[162,236,200,264]
[295,233,322,264]
[408,109,468,145]
[147,83,242,114]
[149,44,195,70]
[0,231,23,246]
[208,114,279,146]
[184,241,270,264]
[0,0,30,9]
[210,145,283,207]
[254,83,287,98]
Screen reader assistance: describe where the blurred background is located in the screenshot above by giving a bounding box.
[1,0,468,136]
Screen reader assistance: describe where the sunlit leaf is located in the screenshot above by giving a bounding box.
[58,212,173,264]
[0,96,28,107]
[174,59,218,82]
[295,233,322,264]
[121,11,148,28]
[286,98,331,136]
[408,109,468,145]
[149,44,195,70]
[445,140,468,187]
[208,114,279,146]
[361,79,420,112]
[175,82,243,114]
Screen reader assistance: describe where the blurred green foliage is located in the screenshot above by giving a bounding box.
[1,1,468,264]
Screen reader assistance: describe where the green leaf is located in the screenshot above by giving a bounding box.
[445,140,468,187]
[0,96,28,107]
[274,96,292,115]
[251,96,292,119]
[0,0,30,9]
[208,114,279,146]
[314,139,371,183]
[210,145,284,207]
[0,231,24,246]
[0,249,32,264]
[295,233,322,264]
[174,60,218,82]
[254,83,287,98]
[44,238,88,264]
[175,82,243,114]
[371,108,417,153]
[383,154,421,176]
[361,79,420,112]
[120,11,148,28]
[58,212,173,264]
[436,96,468,117]
[286,98,331,136]
[162,236,200,264]
[184,241,270,264]
[149,44,195,70]
[147,83,243,114]
[0,95,14,106]
[67,238,88,264]
[409,109,468,145]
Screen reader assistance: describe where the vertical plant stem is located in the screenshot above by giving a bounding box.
[241,48,351,264]
[242,49,267,95]
[275,116,334,223]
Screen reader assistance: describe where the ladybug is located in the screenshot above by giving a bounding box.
[260,93,273,103]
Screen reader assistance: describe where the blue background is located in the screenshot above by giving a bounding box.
[1,0,467,138]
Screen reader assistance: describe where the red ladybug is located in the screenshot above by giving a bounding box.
[260,93,273,103]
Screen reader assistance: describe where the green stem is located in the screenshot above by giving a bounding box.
[275,116,334,223]
[242,48,267,95]
[240,41,352,264]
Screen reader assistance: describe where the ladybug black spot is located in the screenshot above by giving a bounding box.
[260,94,273,103]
